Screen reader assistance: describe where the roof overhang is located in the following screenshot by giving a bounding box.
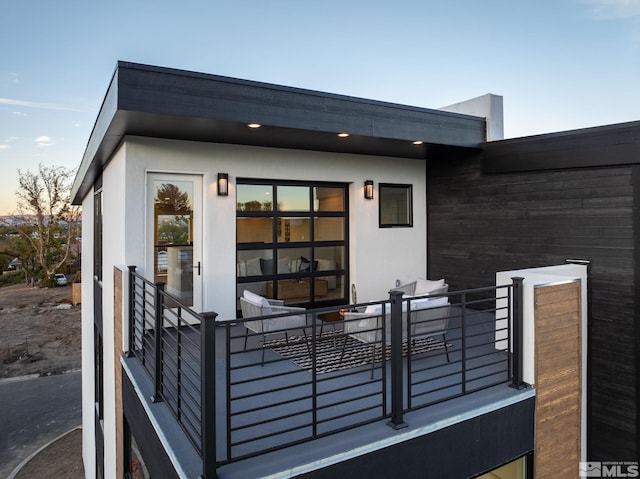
[72,62,487,204]
[483,120,640,173]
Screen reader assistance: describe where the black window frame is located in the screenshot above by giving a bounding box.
[93,180,104,424]
[378,183,413,228]
[236,179,349,309]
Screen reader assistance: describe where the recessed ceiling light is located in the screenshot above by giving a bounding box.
[413,140,424,145]
[248,123,261,129]
[337,132,350,138]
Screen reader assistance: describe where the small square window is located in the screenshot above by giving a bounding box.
[379,183,413,228]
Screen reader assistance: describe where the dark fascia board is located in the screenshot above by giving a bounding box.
[483,120,640,174]
[71,61,486,204]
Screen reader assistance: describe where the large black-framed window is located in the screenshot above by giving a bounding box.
[93,182,104,419]
[236,179,348,308]
[94,184,103,282]
[93,180,105,479]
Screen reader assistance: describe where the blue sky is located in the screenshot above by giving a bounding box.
[1,0,640,214]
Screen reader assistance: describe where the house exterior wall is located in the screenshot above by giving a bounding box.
[121,136,428,318]
[81,136,429,475]
[427,153,637,461]
[80,188,96,478]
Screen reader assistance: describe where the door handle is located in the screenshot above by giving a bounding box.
[194,261,201,275]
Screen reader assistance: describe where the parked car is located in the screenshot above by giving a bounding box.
[55,274,68,286]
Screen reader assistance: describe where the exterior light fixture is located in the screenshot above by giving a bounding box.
[337,132,350,138]
[248,123,261,129]
[364,180,374,200]
[413,140,424,145]
[217,173,229,196]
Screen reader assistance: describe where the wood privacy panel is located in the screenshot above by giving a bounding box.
[114,267,124,479]
[534,281,581,479]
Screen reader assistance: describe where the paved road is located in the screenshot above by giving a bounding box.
[0,371,82,477]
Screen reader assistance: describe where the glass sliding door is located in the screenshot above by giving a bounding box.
[236,181,348,308]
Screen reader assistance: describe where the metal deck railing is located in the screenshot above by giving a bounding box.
[126,266,523,478]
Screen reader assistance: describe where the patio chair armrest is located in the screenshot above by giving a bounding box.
[342,312,382,343]
[342,311,379,320]
[269,305,305,314]
[267,298,285,306]
[265,304,308,330]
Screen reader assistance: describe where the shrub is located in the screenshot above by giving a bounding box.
[0,270,25,287]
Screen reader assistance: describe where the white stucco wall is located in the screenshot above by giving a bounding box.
[80,188,95,478]
[81,144,129,479]
[121,136,428,319]
[100,144,129,479]
[440,93,504,141]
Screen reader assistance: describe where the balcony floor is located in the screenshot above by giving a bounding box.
[123,307,534,478]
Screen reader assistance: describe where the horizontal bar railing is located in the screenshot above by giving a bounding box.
[127,267,212,470]
[221,301,389,463]
[125,269,522,476]
[404,284,514,412]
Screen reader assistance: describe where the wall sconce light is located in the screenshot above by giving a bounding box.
[364,180,374,200]
[217,173,229,196]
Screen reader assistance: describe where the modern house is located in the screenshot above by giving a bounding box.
[71,62,636,478]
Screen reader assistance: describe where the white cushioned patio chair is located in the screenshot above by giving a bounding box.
[240,290,308,365]
[342,294,451,378]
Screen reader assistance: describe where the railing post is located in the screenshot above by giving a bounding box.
[151,282,165,403]
[387,290,408,430]
[127,266,136,358]
[200,311,218,479]
[461,292,467,394]
[510,277,527,389]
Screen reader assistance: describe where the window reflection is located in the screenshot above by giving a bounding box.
[153,180,194,306]
[277,186,310,211]
[379,183,413,227]
[237,184,273,211]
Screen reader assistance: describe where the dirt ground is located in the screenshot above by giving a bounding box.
[0,283,81,379]
[0,283,84,478]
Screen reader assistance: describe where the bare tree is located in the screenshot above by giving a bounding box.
[7,163,80,286]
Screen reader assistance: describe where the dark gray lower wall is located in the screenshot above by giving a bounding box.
[426,152,637,460]
[297,397,534,479]
[122,370,180,479]
[95,413,104,478]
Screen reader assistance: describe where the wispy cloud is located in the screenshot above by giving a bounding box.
[35,135,54,147]
[0,137,17,150]
[12,111,28,117]
[578,0,640,19]
[0,98,86,112]
[9,72,19,84]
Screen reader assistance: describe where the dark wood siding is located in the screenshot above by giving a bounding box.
[427,152,637,460]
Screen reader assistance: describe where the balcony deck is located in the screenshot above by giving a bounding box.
[123,275,533,478]
[124,351,532,478]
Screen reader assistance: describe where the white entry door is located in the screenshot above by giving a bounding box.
[147,173,203,312]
